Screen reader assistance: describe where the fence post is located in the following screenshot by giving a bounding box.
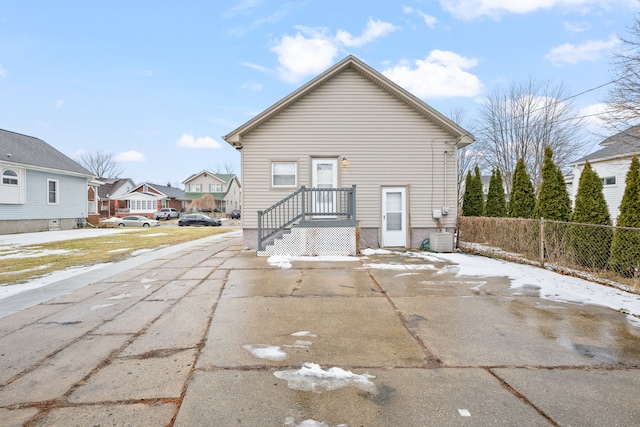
[540,217,545,267]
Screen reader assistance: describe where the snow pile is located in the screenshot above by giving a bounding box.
[274,362,378,394]
[434,252,640,317]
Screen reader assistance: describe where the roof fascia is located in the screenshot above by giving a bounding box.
[0,160,94,179]
[222,55,475,147]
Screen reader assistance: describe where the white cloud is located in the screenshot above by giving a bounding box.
[545,34,621,66]
[271,18,398,83]
[242,62,272,74]
[176,133,222,149]
[578,102,612,134]
[438,0,633,20]
[272,29,339,83]
[241,81,263,91]
[335,18,399,47]
[115,150,146,162]
[382,50,483,99]
[55,99,64,108]
[403,5,438,28]
[564,20,590,33]
[0,64,6,77]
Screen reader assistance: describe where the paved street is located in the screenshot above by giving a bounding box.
[1,231,639,426]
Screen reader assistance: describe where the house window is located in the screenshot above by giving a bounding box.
[2,169,18,185]
[191,183,202,192]
[601,176,616,186]
[47,179,59,204]
[272,162,297,187]
[209,183,222,192]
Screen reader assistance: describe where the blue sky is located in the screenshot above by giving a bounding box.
[0,1,637,186]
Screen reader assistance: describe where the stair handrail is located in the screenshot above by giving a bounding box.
[257,185,356,251]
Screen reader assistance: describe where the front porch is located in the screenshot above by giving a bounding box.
[257,186,358,256]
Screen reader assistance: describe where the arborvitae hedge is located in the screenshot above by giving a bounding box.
[569,160,612,269]
[462,166,484,216]
[609,155,640,277]
[485,168,507,217]
[535,146,571,221]
[508,158,536,218]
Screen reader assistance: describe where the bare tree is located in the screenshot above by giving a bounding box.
[210,162,236,175]
[474,78,586,194]
[447,108,482,205]
[603,18,640,133]
[77,151,124,178]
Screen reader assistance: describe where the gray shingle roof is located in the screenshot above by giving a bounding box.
[140,182,185,199]
[0,129,93,176]
[572,126,640,164]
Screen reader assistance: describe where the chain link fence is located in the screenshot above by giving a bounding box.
[457,216,640,293]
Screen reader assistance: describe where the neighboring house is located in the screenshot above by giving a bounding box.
[569,126,640,225]
[0,129,97,234]
[96,177,136,218]
[112,182,185,218]
[182,171,242,214]
[223,55,474,254]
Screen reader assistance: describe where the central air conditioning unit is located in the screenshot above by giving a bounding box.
[430,232,453,253]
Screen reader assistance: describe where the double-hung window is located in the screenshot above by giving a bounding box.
[272,162,297,187]
[47,179,59,204]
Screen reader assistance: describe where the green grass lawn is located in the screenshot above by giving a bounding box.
[0,226,232,286]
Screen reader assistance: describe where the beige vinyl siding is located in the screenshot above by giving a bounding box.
[241,68,459,230]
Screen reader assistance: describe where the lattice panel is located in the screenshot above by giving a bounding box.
[258,227,357,256]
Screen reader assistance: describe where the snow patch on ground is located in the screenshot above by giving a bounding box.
[275,363,378,394]
[268,255,360,269]
[0,248,76,260]
[242,344,289,361]
[361,263,435,271]
[433,252,640,319]
[0,264,109,301]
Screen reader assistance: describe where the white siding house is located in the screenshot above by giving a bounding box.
[223,56,474,252]
[569,126,640,225]
[182,172,241,214]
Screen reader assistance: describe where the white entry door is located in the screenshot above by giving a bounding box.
[312,158,338,216]
[382,187,407,247]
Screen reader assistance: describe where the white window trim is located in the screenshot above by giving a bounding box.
[601,176,617,186]
[271,161,298,188]
[2,169,18,185]
[47,179,59,205]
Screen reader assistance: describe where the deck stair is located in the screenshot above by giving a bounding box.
[257,186,358,256]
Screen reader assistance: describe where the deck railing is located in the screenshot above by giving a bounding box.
[257,185,357,251]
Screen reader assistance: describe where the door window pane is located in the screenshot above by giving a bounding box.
[387,212,402,230]
[386,192,402,230]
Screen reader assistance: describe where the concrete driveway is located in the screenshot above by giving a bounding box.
[1,232,639,426]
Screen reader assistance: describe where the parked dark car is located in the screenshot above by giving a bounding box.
[231,210,241,219]
[178,214,222,227]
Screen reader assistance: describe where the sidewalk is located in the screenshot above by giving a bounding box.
[1,233,639,426]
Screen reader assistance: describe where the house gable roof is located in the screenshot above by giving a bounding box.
[97,178,136,198]
[0,128,93,176]
[182,170,236,185]
[571,126,640,165]
[134,182,185,199]
[223,55,475,147]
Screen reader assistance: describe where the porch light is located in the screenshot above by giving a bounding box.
[341,156,348,167]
